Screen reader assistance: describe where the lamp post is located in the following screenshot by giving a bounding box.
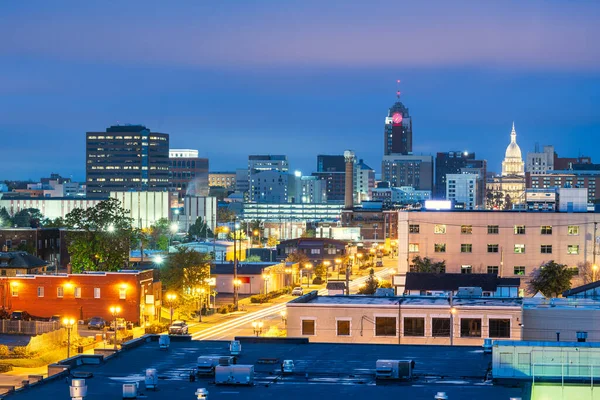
[285,267,292,286]
[323,261,331,282]
[233,220,240,309]
[335,258,342,280]
[62,317,75,358]
[253,230,260,247]
[252,321,264,337]
[169,222,178,248]
[356,253,363,268]
[233,279,242,302]
[450,307,456,346]
[262,273,270,295]
[280,310,287,327]
[109,306,121,351]
[594,264,598,283]
[165,293,177,326]
[304,263,312,288]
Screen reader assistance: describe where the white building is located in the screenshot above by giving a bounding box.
[446,173,479,210]
[0,197,102,220]
[181,196,217,234]
[526,145,554,175]
[169,149,198,158]
[289,173,327,204]
[372,186,431,206]
[249,170,289,204]
[110,191,175,229]
[354,159,375,203]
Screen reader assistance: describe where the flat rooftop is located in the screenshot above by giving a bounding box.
[291,294,522,308]
[10,339,527,400]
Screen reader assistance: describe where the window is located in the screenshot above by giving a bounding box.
[409,224,420,234]
[461,265,472,274]
[94,288,101,299]
[488,225,499,234]
[301,319,315,335]
[460,318,481,337]
[541,226,553,235]
[568,245,580,255]
[514,266,526,275]
[434,224,447,234]
[375,317,397,337]
[409,243,419,253]
[570,266,579,276]
[310,249,321,254]
[487,266,499,274]
[568,225,580,236]
[0,270,5,276]
[541,245,552,254]
[74,287,81,298]
[119,287,127,300]
[403,317,425,336]
[11,285,18,297]
[489,319,511,338]
[37,287,44,298]
[514,244,525,254]
[57,287,64,298]
[337,320,350,336]
[514,225,526,235]
[461,225,473,234]
[434,243,446,253]
[487,244,499,253]
[432,318,450,337]
[461,244,472,253]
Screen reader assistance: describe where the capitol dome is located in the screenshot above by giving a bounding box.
[501,122,524,177]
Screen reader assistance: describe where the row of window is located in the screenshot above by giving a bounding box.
[408,264,579,276]
[301,317,511,338]
[410,224,581,236]
[411,243,581,255]
[12,286,126,300]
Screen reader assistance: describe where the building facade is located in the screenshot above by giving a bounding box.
[0,270,161,324]
[382,155,434,191]
[371,186,431,207]
[446,173,479,210]
[527,171,600,203]
[526,145,555,175]
[435,151,486,200]
[0,197,102,221]
[0,252,48,277]
[396,210,600,290]
[384,101,412,156]
[341,208,398,242]
[168,149,209,198]
[209,172,236,189]
[289,175,327,204]
[354,159,375,203]
[86,125,170,197]
[0,229,69,268]
[487,123,526,208]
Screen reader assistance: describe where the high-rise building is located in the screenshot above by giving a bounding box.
[526,145,555,175]
[317,155,345,172]
[446,173,479,210]
[86,125,169,197]
[288,173,327,204]
[384,101,412,156]
[313,154,346,203]
[354,159,375,203]
[381,155,434,191]
[169,149,209,198]
[434,151,486,199]
[248,155,289,203]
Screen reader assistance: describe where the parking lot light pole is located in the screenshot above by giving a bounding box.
[280,310,287,327]
[252,320,264,337]
[166,293,177,326]
[62,317,75,358]
[109,306,121,351]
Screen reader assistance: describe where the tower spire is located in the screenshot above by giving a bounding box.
[511,121,516,143]
[396,79,401,99]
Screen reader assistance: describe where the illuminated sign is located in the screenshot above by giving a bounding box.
[424,200,452,210]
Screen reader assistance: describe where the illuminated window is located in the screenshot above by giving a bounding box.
[119,287,127,300]
[409,224,420,234]
[461,225,472,234]
[514,225,526,235]
[434,224,447,234]
[461,244,472,253]
[461,265,472,274]
[434,243,446,253]
[74,287,81,298]
[409,243,419,252]
[94,288,101,299]
[37,287,44,298]
[568,245,579,255]
[568,226,580,236]
[540,226,553,235]
[11,286,18,297]
[514,244,525,254]
[57,287,64,298]
[514,266,526,275]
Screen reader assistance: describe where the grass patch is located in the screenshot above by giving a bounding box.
[0,347,68,369]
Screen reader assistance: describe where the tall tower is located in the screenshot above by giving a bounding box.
[344,150,355,209]
[384,83,412,156]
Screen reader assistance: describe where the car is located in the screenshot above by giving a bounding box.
[109,317,126,331]
[376,260,383,267]
[88,316,107,330]
[169,320,188,335]
[10,311,32,321]
[49,315,61,323]
[291,287,303,296]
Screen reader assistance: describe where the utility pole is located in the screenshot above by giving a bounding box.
[345,262,350,296]
[594,222,598,268]
[233,218,239,309]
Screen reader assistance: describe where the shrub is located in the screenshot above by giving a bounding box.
[217,303,236,314]
[145,322,169,335]
[0,345,9,357]
[12,346,30,358]
[249,287,292,304]
[0,364,12,373]
[312,277,323,285]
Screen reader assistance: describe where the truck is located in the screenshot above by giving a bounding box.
[214,365,254,386]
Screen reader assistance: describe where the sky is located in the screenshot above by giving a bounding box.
[1,0,599,181]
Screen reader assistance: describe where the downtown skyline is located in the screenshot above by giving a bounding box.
[1,0,599,180]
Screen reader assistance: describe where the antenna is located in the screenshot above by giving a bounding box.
[396,79,401,99]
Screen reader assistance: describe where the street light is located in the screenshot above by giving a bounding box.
[450,307,457,346]
[169,222,178,248]
[304,263,313,288]
[165,293,177,326]
[280,310,287,326]
[233,279,242,303]
[107,224,115,233]
[253,230,260,247]
[252,320,264,337]
[594,264,598,282]
[62,317,75,358]
[284,267,293,286]
[109,306,121,351]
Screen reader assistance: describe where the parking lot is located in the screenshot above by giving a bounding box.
[9,339,529,399]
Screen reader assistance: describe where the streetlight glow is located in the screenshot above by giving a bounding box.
[107,224,115,233]
[170,222,178,233]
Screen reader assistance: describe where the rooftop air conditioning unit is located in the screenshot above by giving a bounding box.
[456,287,483,298]
[215,365,254,386]
[122,382,138,399]
[375,360,414,380]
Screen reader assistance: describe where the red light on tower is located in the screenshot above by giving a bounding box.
[392,112,403,125]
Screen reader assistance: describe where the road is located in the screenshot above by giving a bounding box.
[190,265,396,341]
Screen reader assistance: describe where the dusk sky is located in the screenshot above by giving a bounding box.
[1,0,599,181]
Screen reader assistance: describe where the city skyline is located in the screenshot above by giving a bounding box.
[1,0,599,180]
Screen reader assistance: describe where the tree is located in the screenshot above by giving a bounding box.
[217,207,235,223]
[301,229,316,238]
[188,217,213,240]
[12,208,44,228]
[266,236,278,248]
[286,251,309,266]
[528,260,575,298]
[358,268,379,294]
[42,217,66,228]
[0,208,11,227]
[411,256,446,273]
[504,194,513,210]
[64,198,134,272]
[578,261,595,285]
[486,190,505,210]
[314,263,327,278]
[161,247,211,293]
[246,255,262,262]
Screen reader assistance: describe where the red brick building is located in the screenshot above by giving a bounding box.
[0,270,161,325]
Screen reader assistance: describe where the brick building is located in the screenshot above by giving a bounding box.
[0,228,70,269]
[0,270,161,325]
[341,208,399,243]
[0,252,48,276]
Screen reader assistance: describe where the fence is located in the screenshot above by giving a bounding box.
[0,320,60,335]
[532,363,600,386]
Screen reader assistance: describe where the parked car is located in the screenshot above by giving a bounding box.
[10,311,32,321]
[109,317,126,331]
[291,287,304,296]
[88,316,107,330]
[376,260,383,267]
[49,315,62,323]
[169,320,188,335]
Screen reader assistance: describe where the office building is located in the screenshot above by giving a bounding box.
[381,155,434,191]
[235,168,249,193]
[317,155,345,173]
[446,173,479,210]
[526,145,555,175]
[110,191,175,230]
[248,155,289,203]
[371,186,431,207]
[527,171,599,203]
[435,151,486,200]
[86,125,169,197]
[209,172,236,189]
[289,173,327,204]
[168,149,209,198]
[0,228,70,268]
[354,159,375,203]
[313,155,346,203]
[242,203,343,222]
[341,204,398,243]
[384,100,412,156]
